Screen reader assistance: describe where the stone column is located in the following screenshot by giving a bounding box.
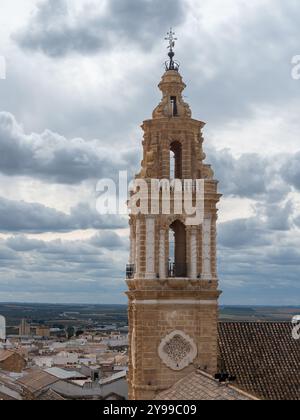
[161,137,170,179]
[135,218,141,278]
[159,228,166,279]
[211,214,217,278]
[202,216,212,280]
[129,221,136,265]
[145,216,156,279]
[190,227,198,279]
[182,133,192,179]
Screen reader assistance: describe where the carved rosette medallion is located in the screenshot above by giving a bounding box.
[158,330,197,371]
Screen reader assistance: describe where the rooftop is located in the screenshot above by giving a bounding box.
[219,322,300,400]
[0,383,22,400]
[100,370,127,385]
[17,369,58,393]
[37,389,65,401]
[156,370,257,400]
[0,350,14,362]
[44,367,86,380]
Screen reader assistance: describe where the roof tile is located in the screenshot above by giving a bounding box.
[218,322,300,400]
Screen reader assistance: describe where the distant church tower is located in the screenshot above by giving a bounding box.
[126,30,222,400]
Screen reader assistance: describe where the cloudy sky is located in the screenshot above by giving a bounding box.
[0,0,299,305]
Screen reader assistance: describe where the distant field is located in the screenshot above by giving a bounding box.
[0,303,299,326]
[0,303,128,327]
[219,306,300,322]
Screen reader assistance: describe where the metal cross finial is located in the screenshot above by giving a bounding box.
[165,28,177,52]
[164,28,180,71]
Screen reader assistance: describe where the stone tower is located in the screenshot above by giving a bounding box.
[126,32,221,400]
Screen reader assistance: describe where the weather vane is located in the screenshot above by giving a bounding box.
[164,28,180,72]
[165,28,177,52]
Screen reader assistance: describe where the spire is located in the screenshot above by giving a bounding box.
[164,28,180,72]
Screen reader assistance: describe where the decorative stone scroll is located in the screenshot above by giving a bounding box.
[158,330,197,371]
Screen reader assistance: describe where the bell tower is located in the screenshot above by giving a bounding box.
[126,30,222,400]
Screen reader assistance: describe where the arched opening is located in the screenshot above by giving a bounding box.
[170,141,182,179]
[170,96,178,116]
[169,220,187,278]
[169,229,175,273]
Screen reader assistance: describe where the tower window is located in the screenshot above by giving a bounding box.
[170,141,182,179]
[169,220,187,278]
[170,96,178,116]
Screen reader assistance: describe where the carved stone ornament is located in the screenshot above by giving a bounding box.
[158,330,197,371]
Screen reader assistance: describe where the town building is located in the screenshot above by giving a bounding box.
[35,327,50,338]
[0,350,26,373]
[0,316,6,341]
[0,326,129,400]
[19,319,31,337]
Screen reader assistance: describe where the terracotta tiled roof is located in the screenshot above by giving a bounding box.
[17,368,59,393]
[38,389,66,400]
[0,350,14,362]
[218,322,300,401]
[156,370,257,400]
[0,385,22,400]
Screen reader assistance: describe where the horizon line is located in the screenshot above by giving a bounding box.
[0,302,299,308]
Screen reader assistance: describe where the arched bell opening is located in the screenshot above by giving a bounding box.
[170,141,182,180]
[168,220,187,278]
[170,96,178,116]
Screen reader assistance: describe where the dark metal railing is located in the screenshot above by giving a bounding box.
[168,262,187,278]
[126,264,135,279]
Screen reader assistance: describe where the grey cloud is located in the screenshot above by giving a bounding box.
[0,233,127,303]
[218,199,294,249]
[281,151,300,191]
[0,197,127,233]
[180,0,300,124]
[5,0,300,147]
[0,110,297,204]
[1,224,299,304]
[5,236,45,252]
[4,234,127,270]
[0,197,70,233]
[204,146,300,303]
[219,250,300,305]
[258,200,294,231]
[207,147,291,202]
[69,203,128,231]
[208,149,267,198]
[218,225,300,305]
[265,246,300,267]
[14,0,186,57]
[219,218,271,248]
[89,231,127,250]
[0,112,135,184]
[294,216,300,229]
[5,235,104,260]
[0,245,21,261]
